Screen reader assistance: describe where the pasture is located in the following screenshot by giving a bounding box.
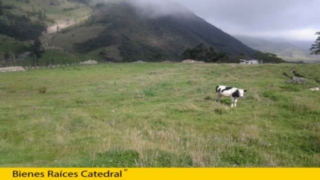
[0,63,319,167]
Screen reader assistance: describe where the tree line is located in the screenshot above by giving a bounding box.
[181,44,228,62]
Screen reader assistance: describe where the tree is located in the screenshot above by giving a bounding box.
[43,10,47,20]
[254,51,284,63]
[3,51,16,66]
[38,10,43,20]
[4,52,10,61]
[0,0,3,16]
[310,32,320,55]
[181,44,226,63]
[30,38,44,66]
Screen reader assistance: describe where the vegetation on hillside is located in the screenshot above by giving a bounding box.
[254,51,285,63]
[0,12,46,41]
[29,38,45,66]
[181,43,228,62]
[0,0,93,66]
[0,0,3,16]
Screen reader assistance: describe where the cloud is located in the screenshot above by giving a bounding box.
[96,0,319,41]
[171,0,320,41]
[129,0,190,18]
[95,0,190,18]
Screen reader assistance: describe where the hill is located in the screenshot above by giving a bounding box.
[234,35,319,63]
[0,0,257,64]
[52,1,257,62]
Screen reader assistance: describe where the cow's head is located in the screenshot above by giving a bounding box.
[239,89,247,98]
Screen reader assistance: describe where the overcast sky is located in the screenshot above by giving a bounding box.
[129,0,319,44]
[169,0,319,42]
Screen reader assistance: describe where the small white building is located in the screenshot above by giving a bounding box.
[240,59,261,64]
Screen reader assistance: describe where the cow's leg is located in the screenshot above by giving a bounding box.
[231,97,234,107]
[234,98,238,107]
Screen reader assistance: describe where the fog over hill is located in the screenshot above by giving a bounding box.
[52,0,256,62]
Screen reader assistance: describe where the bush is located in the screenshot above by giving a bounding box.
[0,13,46,41]
[38,87,47,94]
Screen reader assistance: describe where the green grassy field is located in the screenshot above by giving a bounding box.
[0,63,319,167]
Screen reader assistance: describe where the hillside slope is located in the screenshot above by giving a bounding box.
[0,0,93,65]
[52,1,256,62]
[0,0,256,64]
[234,35,319,63]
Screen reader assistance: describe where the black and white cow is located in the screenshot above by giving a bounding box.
[216,85,247,108]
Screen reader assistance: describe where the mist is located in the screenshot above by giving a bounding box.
[94,0,192,18]
[93,0,319,45]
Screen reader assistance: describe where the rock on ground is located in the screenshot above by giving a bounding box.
[0,66,26,73]
[80,60,98,65]
[182,59,205,64]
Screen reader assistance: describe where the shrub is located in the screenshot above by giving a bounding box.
[38,87,47,94]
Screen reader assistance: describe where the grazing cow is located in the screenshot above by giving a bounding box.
[216,85,247,108]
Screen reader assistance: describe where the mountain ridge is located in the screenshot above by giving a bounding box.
[234,35,319,62]
[51,1,257,62]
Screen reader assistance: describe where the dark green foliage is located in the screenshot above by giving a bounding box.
[0,0,3,16]
[4,51,9,60]
[144,150,193,167]
[63,7,79,11]
[182,43,228,62]
[0,13,46,41]
[254,51,285,63]
[37,10,46,20]
[2,4,15,10]
[261,91,281,101]
[95,2,106,9]
[310,32,320,55]
[68,0,90,5]
[38,10,43,20]
[30,38,44,66]
[298,134,320,153]
[74,34,116,53]
[279,85,301,92]
[221,146,264,166]
[119,35,167,62]
[49,0,61,6]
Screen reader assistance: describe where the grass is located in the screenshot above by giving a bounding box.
[0,63,319,167]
